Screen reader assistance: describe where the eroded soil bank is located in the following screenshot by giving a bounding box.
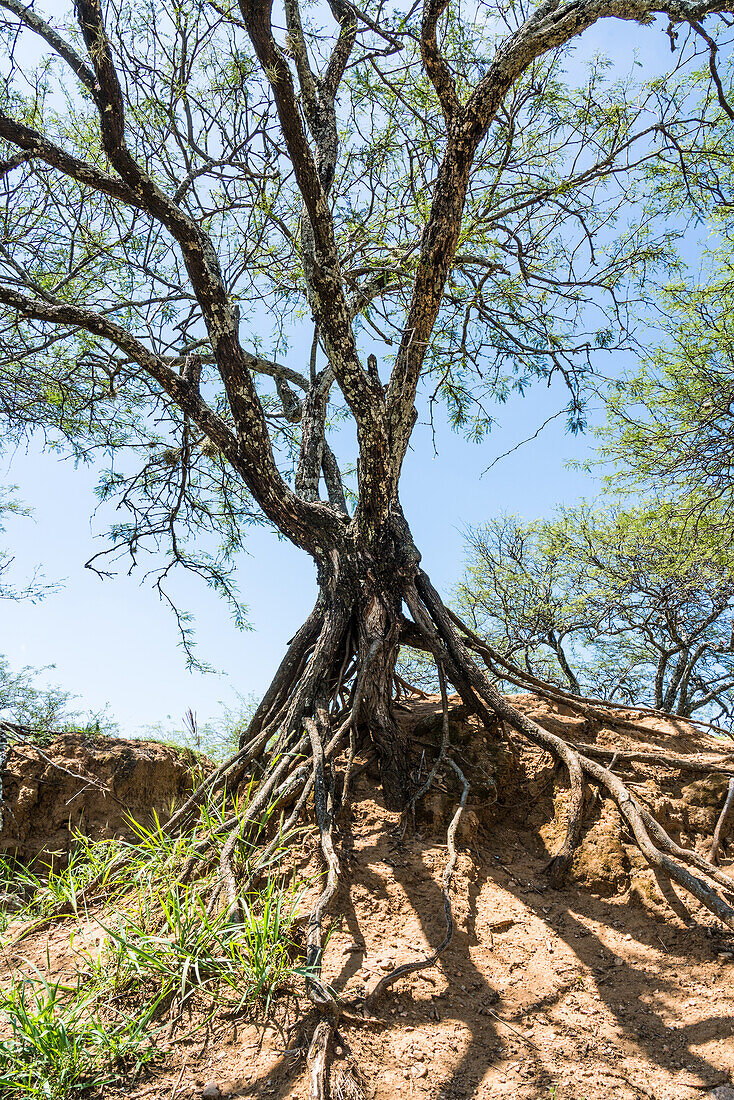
[2,696,733,1100]
[0,732,200,863]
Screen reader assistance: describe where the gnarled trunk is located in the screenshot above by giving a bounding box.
[240,509,421,809]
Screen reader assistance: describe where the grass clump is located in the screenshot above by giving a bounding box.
[0,789,307,1097]
[101,872,303,1017]
[0,976,159,1098]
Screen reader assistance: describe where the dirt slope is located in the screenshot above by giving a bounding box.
[3,696,734,1100]
[0,732,200,863]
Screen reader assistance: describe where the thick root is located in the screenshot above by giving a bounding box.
[711,777,734,866]
[307,1020,332,1100]
[414,569,734,927]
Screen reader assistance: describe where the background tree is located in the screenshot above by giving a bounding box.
[1,0,734,1083]
[458,504,734,724]
[600,258,734,526]
[0,654,116,744]
[0,486,43,602]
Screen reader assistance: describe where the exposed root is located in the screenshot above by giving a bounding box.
[30,565,734,1098]
[446,607,734,745]
[415,572,585,884]
[340,638,381,815]
[304,711,341,1011]
[307,1020,333,1100]
[332,1063,366,1100]
[241,600,325,748]
[393,673,430,699]
[414,569,734,926]
[405,658,451,815]
[579,753,734,927]
[573,741,734,776]
[635,803,734,896]
[711,777,734,866]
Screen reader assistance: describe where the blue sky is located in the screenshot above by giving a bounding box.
[0,373,598,738]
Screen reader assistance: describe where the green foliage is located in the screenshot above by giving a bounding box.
[0,487,50,604]
[1,0,731,654]
[0,835,131,921]
[0,654,117,745]
[599,258,734,524]
[100,871,302,1017]
[458,503,734,723]
[0,976,159,1099]
[0,791,306,1094]
[4,800,303,1007]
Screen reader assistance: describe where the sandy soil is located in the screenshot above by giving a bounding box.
[2,697,734,1100]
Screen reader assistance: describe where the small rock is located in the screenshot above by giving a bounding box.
[413,1065,428,1078]
[202,1083,221,1100]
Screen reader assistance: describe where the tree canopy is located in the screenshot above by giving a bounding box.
[600,255,734,525]
[0,0,732,607]
[457,504,734,724]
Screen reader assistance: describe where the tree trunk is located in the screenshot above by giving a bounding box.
[353,582,411,811]
[240,512,420,810]
[318,519,419,810]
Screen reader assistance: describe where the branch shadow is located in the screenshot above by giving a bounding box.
[233,773,733,1100]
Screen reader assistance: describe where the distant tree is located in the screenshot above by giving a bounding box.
[0,487,113,743]
[0,485,45,602]
[457,505,734,724]
[0,652,116,744]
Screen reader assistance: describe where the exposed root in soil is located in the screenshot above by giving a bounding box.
[20,566,734,1098]
[711,778,734,865]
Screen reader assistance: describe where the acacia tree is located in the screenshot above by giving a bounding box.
[2,0,734,1080]
[458,506,734,722]
[601,261,734,523]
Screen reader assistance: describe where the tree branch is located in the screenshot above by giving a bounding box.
[0,287,340,551]
[421,0,461,125]
[0,112,141,208]
[0,286,238,458]
[0,0,98,96]
[239,0,391,531]
[386,0,732,478]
